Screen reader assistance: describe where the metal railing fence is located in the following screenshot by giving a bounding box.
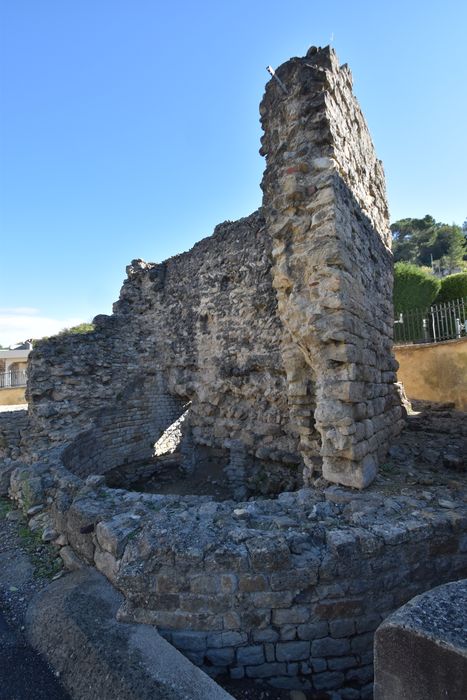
[394,297,467,345]
[0,369,28,388]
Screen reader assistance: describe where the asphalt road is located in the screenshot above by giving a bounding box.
[0,607,68,700]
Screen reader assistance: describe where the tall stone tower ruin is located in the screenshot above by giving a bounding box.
[261,46,403,487]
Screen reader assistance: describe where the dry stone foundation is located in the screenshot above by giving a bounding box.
[1,46,466,698]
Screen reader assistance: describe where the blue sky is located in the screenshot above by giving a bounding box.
[1,0,466,345]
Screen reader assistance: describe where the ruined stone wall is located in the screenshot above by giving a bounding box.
[25,318,137,452]
[3,45,466,699]
[260,47,403,488]
[0,408,27,466]
[25,213,301,492]
[22,46,402,490]
[7,460,467,698]
[114,212,297,473]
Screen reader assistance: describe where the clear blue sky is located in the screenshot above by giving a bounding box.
[1,0,466,345]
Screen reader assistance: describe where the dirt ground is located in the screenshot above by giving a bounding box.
[115,400,467,503]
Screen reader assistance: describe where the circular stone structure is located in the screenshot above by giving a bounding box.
[7,445,467,697]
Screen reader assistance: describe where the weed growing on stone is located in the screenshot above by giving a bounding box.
[17,525,63,580]
[0,496,12,519]
[379,463,399,475]
[126,529,140,542]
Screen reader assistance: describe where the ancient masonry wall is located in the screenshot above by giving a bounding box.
[17,47,403,490]
[5,464,467,698]
[23,213,302,493]
[0,409,28,491]
[261,46,403,488]
[0,46,466,699]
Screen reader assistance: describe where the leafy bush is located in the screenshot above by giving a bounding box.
[436,272,467,303]
[33,323,95,346]
[393,262,441,313]
[58,323,94,336]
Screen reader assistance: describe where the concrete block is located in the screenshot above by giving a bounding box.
[374,579,467,700]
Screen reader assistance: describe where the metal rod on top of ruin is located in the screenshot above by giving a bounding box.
[266,66,287,94]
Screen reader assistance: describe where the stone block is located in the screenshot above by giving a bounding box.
[328,655,358,671]
[238,574,268,592]
[374,579,467,700]
[272,607,309,625]
[311,637,350,657]
[329,618,355,637]
[279,624,297,640]
[312,671,345,690]
[350,632,374,653]
[236,645,265,666]
[250,591,293,608]
[297,622,329,640]
[188,574,222,594]
[270,568,318,590]
[252,629,279,643]
[0,463,14,496]
[229,667,244,680]
[247,538,291,572]
[207,631,247,649]
[356,614,381,633]
[245,662,287,679]
[314,599,364,620]
[206,647,235,666]
[345,664,373,684]
[276,641,310,662]
[170,631,207,652]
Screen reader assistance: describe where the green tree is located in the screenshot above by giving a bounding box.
[391,215,435,264]
[391,215,466,272]
[463,219,467,260]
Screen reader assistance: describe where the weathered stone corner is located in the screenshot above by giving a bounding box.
[260,45,403,488]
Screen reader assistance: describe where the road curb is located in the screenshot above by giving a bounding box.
[26,567,233,700]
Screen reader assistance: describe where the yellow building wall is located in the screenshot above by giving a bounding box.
[395,337,467,411]
[0,387,27,405]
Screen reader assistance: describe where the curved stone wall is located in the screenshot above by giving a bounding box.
[24,213,304,493]
[62,373,187,479]
[7,457,467,697]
